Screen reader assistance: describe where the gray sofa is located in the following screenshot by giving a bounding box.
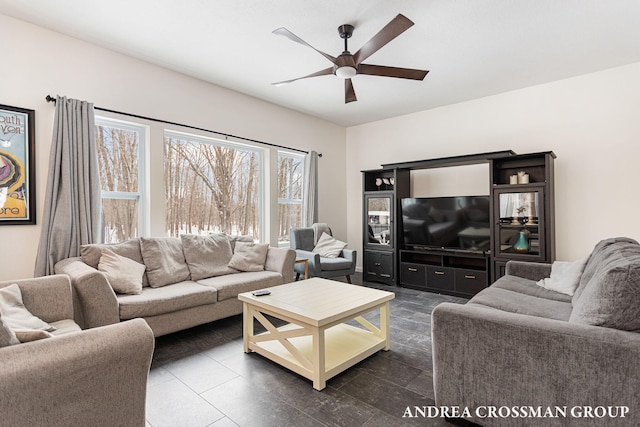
[1,275,154,427]
[55,235,296,336]
[432,237,640,427]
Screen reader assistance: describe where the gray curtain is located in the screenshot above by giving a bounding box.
[302,150,319,227]
[34,96,101,276]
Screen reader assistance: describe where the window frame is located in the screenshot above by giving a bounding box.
[95,116,148,242]
[277,150,305,247]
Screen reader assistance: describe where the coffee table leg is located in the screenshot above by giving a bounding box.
[243,302,254,353]
[312,327,326,391]
[381,302,390,351]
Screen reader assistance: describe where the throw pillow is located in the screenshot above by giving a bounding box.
[140,237,191,288]
[14,329,54,343]
[98,248,146,295]
[228,242,269,272]
[312,232,347,258]
[227,234,254,251]
[0,284,56,332]
[0,312,19,347]
[81,238,150,287]
[181,234,237,280]
[535,256,589,296]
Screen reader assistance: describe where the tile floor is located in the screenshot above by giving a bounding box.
[145,274,467,427]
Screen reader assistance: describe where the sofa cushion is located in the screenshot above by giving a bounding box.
[98,248,145,295]
[468,284,573,321]
[491,275,572,303]
[81,238,150,287]
[140,237,191,288]
[0,284,56,332]
[569,239,640,331]
[117,281,218,319]
[228,242,269,272]
[228,234,254,251]
[49,319,82,336]
[572,237,638,305]
[197,271,283,302]
[181,233,236,280]
[318,257,353,271]
[14,329,54,343]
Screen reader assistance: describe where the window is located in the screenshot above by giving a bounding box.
[277,151,304,245]
[164,131,263,239]
[95,118,146,243]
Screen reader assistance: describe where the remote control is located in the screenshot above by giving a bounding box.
[252,290,271,296]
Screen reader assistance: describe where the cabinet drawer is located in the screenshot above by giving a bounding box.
[400,263,426,287]
[426,266,455,291]
[455,269,487,295]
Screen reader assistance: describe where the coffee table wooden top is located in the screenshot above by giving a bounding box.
[238,278,394,327]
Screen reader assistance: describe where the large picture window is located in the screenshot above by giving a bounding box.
[95,118,146,243]
[277,151,304,245]
[164,131,263,239]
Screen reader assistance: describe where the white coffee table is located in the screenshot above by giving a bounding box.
[238,278,394,390]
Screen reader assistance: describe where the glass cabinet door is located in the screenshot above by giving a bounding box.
[495,189,545,259]
[365,194,393,248]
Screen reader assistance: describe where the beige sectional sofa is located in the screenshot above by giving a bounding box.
[1,275,154,427]
[55,234,296,336]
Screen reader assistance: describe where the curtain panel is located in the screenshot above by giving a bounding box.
[34,96,101,276]
[302,150,319,227]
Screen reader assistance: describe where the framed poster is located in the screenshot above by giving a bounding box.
[0,104,35,225]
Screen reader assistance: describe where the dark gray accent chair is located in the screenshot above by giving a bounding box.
[289,227,357,283]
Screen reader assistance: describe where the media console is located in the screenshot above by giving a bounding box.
[399,249,489,298]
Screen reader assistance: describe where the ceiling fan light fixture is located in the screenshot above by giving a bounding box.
[335,66,357,79]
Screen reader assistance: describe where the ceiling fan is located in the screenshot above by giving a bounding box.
[272,14,429,104]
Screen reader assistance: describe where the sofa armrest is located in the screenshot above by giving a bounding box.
[432,302,640,426]
[505,260,552,281]
[0,275,73,323]
[54,257,120,329]
[0,318,154,427]
[264,247,296,284]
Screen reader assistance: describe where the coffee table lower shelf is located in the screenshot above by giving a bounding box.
[248,323,387,390]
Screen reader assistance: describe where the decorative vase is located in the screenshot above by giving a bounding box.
[513,230,530,254]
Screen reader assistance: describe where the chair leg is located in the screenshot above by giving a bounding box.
[346,275,352,284]
[295,272,300,281]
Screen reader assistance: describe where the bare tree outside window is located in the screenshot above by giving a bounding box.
[95,119,144,243]
[278,152,304,244]
[164,132,262,238]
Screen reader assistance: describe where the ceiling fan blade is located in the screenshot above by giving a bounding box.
[273,27,337,65]
[358,63,429,80]
[345,79,357,103]
[272,67,334,86]
[353,14,414,65]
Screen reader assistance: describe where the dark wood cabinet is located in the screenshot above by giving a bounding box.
[490,152,555,281]
[362,150,555,296]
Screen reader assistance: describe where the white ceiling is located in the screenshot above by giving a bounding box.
[1,0,640,127]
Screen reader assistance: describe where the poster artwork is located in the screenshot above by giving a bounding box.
[0,105,35,224]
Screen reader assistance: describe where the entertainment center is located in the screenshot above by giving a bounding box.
[362,150,555,297]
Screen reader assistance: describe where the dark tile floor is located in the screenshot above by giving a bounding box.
[145,274,467,427]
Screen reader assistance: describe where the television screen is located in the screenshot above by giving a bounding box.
[400,196,491,252]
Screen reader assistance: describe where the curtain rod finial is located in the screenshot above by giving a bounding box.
[46,95,56,103]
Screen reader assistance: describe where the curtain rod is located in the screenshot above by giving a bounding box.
[45,95,320,156]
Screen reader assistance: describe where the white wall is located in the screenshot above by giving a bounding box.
[347,62,640,265]
[0,14,346,280]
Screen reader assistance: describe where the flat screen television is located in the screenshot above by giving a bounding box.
[400,196,491,252]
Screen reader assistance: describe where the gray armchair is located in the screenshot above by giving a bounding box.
[290,227,357,283]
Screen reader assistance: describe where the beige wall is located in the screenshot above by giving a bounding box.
[347,62,640,265]
[0,14,346,280]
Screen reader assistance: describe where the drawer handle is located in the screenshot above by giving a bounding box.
[435,271,445,275]
[408,267,418,272]
[375,263,381,266]
[465,275,476,279]
[380,274,391,278]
